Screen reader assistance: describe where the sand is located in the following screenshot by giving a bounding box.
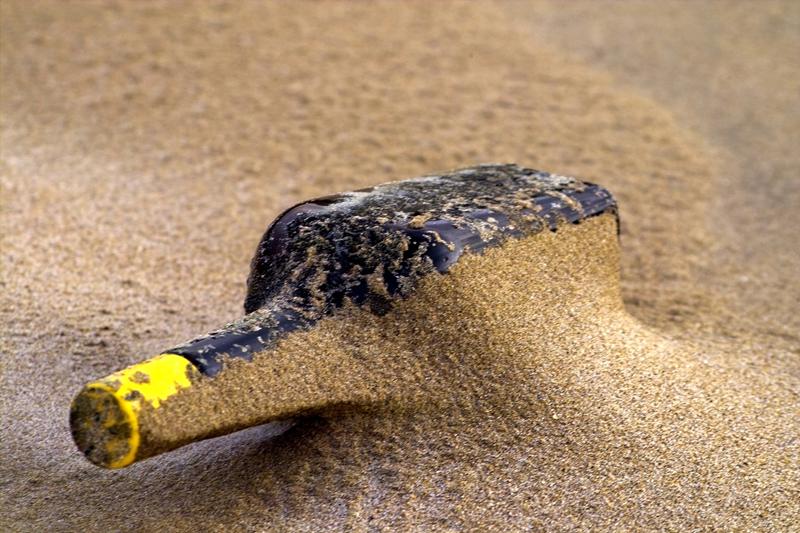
[1,1,798,531]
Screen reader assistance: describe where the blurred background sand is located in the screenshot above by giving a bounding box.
[1,1,798,530]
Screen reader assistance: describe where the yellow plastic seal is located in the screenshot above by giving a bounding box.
[70,353,198,468]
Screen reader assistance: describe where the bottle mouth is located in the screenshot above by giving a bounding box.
[70,383,139,468]
[69,353,199,468]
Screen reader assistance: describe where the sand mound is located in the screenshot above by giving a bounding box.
[1,1,797,530]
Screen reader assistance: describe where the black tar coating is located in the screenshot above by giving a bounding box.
[168,164,618,376]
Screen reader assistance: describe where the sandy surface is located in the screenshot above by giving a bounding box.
[1,1,798,531]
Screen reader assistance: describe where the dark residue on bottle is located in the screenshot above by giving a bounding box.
[169,164,617,376]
